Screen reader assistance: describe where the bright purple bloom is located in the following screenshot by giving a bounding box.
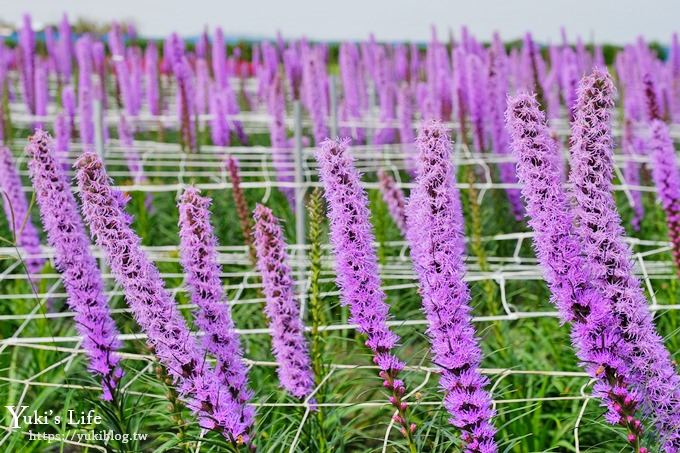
[377,169,408,237]
[177,188,254,429]
[75,153,251,443]
[315,139,416,438]
[253,204,315,399]
[26,130,122,400]
[315,138,400,359]
[34,58,48,129]
[569,70,680,451]
[0,146,44,274]
[506,93,646,444]
[649,119,680,277]
[405,121,497,453]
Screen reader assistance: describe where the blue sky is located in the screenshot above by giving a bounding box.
[2,0,677,44]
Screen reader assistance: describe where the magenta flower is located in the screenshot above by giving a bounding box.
[0,146,44,275]
[405,121,497,453]
[75,153,251,444]
[506,92,646,447]
[177,187,254,430]
[252,204,315,399]
[26,130,122,400]
[649,119,680,276]
[569,70,680,451]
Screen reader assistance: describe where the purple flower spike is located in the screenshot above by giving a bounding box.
[377,169,408,237]
[144,43,160,116]
[177,187,254,429]
[650,119,680,277]
[19,14,36,115]
[569,69,680,451]
[75,153,252,445]
[506,92,647,447]
[267,76,295,206]
[488,42,524,221]
[315,138,416,441]
[26,130,122,400]
[76,36,94,149]
[0,146,44,274]
[302,48,328,144]
[405,121,497,453]
[252,204,315,400]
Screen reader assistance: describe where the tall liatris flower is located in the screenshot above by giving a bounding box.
[144,43,161,116]
[19,14,36,115]
[488,39,524,221]
[26,130,122,400]
[54,112,71,166]
[253,204,315,399]
[75,153,251,444]
[569,69,680,451]
[76,36,94,149]
[377,169,408,237]
[302,48,328,145]
[267,76,295,206]
[177,187,254,430]
[506,93,647,451]
[406,121,497,453]
[315,138,416,444]
[0,146,44,274]
[649,119,680,276]
[167,34,197,152]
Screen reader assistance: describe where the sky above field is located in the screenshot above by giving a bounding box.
[3,0,678,45]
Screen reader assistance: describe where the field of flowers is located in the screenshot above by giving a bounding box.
[0,13,679,452]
